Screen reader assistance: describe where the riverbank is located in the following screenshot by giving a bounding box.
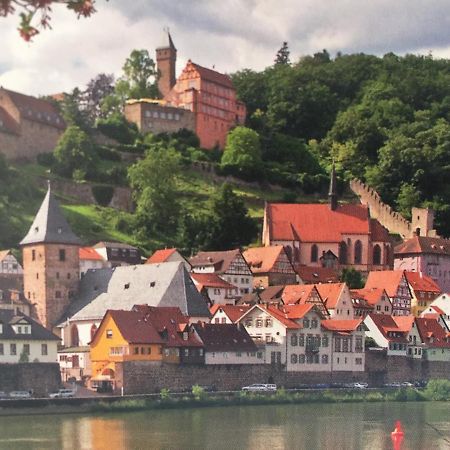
[1,379,449,416]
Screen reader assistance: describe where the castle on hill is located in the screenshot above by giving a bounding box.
[124,31,246,149]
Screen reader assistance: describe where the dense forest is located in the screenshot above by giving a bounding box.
[232,48,450,236]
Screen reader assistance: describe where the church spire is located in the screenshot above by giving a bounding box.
[328,163,338,211]
[20,181,81,246]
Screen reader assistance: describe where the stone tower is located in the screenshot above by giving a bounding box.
[20,183,81,330]
[156,29,177,98]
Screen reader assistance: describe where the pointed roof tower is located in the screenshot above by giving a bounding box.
[20,181,81,246]
[328,163,338,211]
[156,27,177,51]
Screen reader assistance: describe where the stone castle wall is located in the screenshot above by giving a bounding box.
[350,179,412,238]
[116,352,450,394]
[0,363,61,396]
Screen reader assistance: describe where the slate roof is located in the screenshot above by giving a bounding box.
[266,203,381,243]
[66,262,210,322]
[395,236,450,256]
[0,310,59,341]
[192,323,257,352]
[20,183,81,246]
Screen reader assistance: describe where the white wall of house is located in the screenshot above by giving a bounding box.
[61,319,101,347]
[0,340,58,363]
[58,349,91,380]
[205,287,236,305]
[211,310,233,324]
[331,331,365,372]
[0,254,23,274]
[80,259,106,278]
[406,322,424,359]
[364,316,407,356]
[328,285,354,319]
[205,350,263,365]
[425,347,450,362]
[221,273,252,297]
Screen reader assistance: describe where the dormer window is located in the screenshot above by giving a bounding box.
[150,282,156,287]
[124,283,130,289]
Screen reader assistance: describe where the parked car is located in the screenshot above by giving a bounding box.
[9,391,31,398]
[401,382,414,387]
[265,384,277,391]
[351,382,368,389]
[242,384,272,392]
[49,389,75,398]
[384,382,402,388]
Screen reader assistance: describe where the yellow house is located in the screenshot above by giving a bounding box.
[90,309,164,390]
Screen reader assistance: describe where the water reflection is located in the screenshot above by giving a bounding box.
[0,402,448,450]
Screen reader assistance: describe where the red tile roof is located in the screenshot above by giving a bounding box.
[189,249,246,274]
[0,107,19,134]
[405,271,441,294]
[395,236,450,256]
[321,318,363,332]
[189,61,234,88]
[282,284,318,305]
[315,283,346,309]
[259,305,300,329]
[210,304,251,322]
[191,273,236,290]
[370,219,390,242]
[392,315,415,332]
[365,271,406,298]
[350,287,387,306]
[1,88,65,129]
[243,245,293,274]
[366,313,409,343]
[281,303,315,320]
[295,265,339,284]
[146,248,177,264]
[267,203,378,243]
[415,317,450,348]
[258,285,285,302]
[79,247,104,261]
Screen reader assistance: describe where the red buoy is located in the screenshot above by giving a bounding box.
[391,421,404,450]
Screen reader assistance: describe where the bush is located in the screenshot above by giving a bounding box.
[37,152,55,167]
[424,379,450,401]
[191,385,206,400]
[96,115,138,144]
[96,146,122,162]
[92,185,114,206]
[160,388,170,400]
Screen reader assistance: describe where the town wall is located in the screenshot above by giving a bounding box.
[116,352,450,394]
[0,363,61,396]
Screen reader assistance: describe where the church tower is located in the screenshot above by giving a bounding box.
[20,183,81,330]
[156,29,177,98]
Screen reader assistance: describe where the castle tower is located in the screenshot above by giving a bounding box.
[156,29,177,98]
[20,182,81,330]
[328,163,338,211]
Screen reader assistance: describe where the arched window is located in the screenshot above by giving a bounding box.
[284,246,293,262]
[71,324,79,347]
[373,244,382,265]
[339,241,347,264]
[90,324,98,341]
[311,244,318,263]
[354,240,362,264]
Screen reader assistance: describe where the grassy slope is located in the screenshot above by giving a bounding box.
[8,162,329,255]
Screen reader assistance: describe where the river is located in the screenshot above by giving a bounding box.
[0,402,448,450]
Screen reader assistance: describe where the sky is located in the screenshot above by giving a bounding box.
[1,0,449,96]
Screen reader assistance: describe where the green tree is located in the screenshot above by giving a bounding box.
[221,126,263,179]
[122,49,159,99]
[202,183,257,250]
[274,42,290,65]
[340,268,364,289]
[128,144,182,234]
[60,88,90,130]
[53,125,97,179]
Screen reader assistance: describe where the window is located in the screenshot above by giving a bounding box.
[41,344,48,355]
[147,347,152,355]
[32,249,36,261]
[23,344,30,355]
[299,334,305,346]
[385,306,390,312]
[265,318,272,327]
[299,354,305,364]
[256,319,263,328]
[215,318,220,324]
[56,272,60,279]
[354,240,362,264]
[106,329,113,339]
[245,319,252,327]
[18,326,22,334]
[67,273,71,280]
[373,245,381,265]
[71,325,79,347]
[90,324,97,340]
[0,344,3,355]
[291,354,298,364]
[314,354,319,364]
[356,357,363,365]
[322,336,329,347]
[59,249,66,262]
[134,347,139,355]
[291,334,298,346]
[311,244,318,263]
[311,319,318,329]
[321,354,328,364]
[376,305,381,311]
[355,337,363,353]
[306,354,313,364]
[303,319,310,328]
[10,343,16,355]
[339,241,347,264]
[236,352,242,357]
[221,318,226,324]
